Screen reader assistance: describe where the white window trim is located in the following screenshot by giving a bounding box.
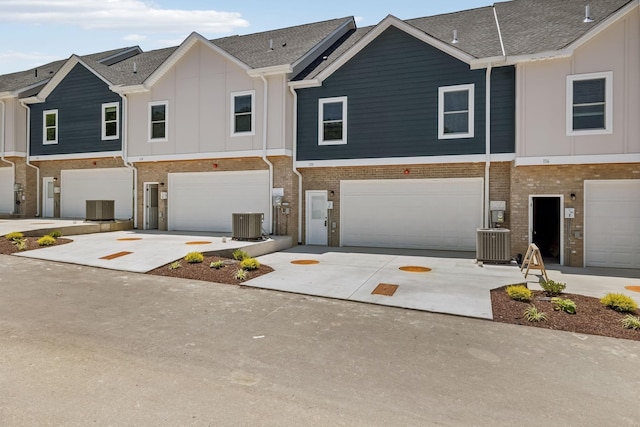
[566,71,613,136]
[318,96,348,146]
[42,109,58,145]
[101,102,119,141]
[438,84,475,140]
[148,100,168,142]
[231,90,256,136]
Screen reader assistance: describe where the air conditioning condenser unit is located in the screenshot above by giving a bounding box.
[232,213,263,241]
[476,228,511,263]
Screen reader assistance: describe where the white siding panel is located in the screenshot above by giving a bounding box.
[168,170,270,232]
[0,168,13,213]
[341,178,484,251]
[585,180,640,269]
[60,168,133,219]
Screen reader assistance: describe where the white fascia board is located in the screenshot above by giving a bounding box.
[296,153,515,168]
[127,149,292,163]
[309,15,476,86]
[566,2,639,52]
[111,84,148,94]
[20,96,43,104]
[289,79,322,89]
[504,50,573,65]
[469,56,510,69]
[247,64,292,77]
[29,150,123,162]
[0,92,12,99]
[515,153,640,166]
[36,56,114,101]
[145,32,250,88]
[2,151,26,157]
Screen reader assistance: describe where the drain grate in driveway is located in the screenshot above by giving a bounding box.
[372,283,399,296]
[100,251,133,260]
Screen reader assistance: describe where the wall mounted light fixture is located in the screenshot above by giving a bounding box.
[570,193,576,201]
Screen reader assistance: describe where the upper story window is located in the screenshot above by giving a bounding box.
[231,91,255,136]
[101,102,119,140]
[318,96,347,145]
[43,109,58,145]
[148,101,168,142]
[567,72,613,135]
[438,84,474,139]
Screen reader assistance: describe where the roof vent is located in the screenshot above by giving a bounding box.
[35,68,38,77]
[133,61,137,74]
[584,5,594,23]
[451,29,459,44]
[268,39,274,51]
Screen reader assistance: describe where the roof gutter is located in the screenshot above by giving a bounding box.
[259,74,274,234]
[288,85,303,244]
[0,100,16,215]
[20,100,39,217]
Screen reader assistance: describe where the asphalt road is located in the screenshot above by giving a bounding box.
[1,255,639,426]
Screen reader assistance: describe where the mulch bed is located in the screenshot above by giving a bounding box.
[0,236,73,254]
[147,254,274,286]
[491,286,640,341]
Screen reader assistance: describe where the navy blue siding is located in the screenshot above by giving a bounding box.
[297,26,515,161]
[30,64,122,156]
[490,66,516,154]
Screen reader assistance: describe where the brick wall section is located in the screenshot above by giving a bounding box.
[0,158,33,217]
[299,162,510,246]
[510,163,640,267]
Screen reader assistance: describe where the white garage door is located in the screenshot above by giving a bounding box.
[0,167,13,214]
[585,180,640,269]
[341,178,484,251]
[168,170,270,232]
[61,168,133,219]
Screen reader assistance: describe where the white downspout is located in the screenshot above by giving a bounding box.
[259,75,274,234]
[289,85,303,244]
[484,64,492,228]
[0,100,16,214]
[20,100,39,217]
[119,94,137,227]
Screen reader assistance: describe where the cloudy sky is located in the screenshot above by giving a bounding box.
[0,0,493,75]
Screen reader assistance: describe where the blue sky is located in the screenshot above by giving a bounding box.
[0,0,494,75]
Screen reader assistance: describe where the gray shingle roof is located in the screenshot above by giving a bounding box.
[94,47,177,86]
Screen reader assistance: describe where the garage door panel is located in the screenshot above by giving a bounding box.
[585,180,640,269]
[168,171,270,232]
[341,178,483,251]
[61,168,133,219]
[0,168,12,213]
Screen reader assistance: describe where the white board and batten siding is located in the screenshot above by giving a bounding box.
[168,170,270,232]
[340,178,484,251]
[60,168,134,219]
[585,180,640,269]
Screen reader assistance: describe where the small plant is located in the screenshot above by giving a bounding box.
[48,230,63,238]
[240,257,260,271]
[169,261,182,270]
[232,249,249,261]
[210,260,225,269]
[184,252,204,264]
[600,293,638,313]
[540,279,566,296]
[5,231,24,241]
[523,305,547,322]
[37,235,56,246]
[234,268,248,281]
[552,297,577,314]
[506,285,532,302]
[13,239,27,251]
[621,314,640,330]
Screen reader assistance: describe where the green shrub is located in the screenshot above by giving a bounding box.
[48,230,63,238]
[210,260,225,269]
[37,235,56,246]
[240,257,260,271]
[13,239,27,251]
[506,285,532,302]
[540,279,566,296]
[552,297,577,314]
[600,293,638,313]
[184,252,204,263]
[621,314,640,330]
[5,231,24,241]
[232,249,249,261]
[235,269,248,281]
[523,305,547,322]
[169,261,181,270]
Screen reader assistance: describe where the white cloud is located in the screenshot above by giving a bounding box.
[123,34,147,42]
[0,0,250,34]
[0,51,58,64]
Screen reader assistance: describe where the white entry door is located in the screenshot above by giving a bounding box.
[306,190,328,245]
[42,177,55,218]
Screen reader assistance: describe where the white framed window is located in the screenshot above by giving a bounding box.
[148,101,168,142]
[438,84,474,139]
[43,109,58,145]
[566,71,613,136]
[101,102,119,140]
[318,96,347,145]
[231,91,255,136]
